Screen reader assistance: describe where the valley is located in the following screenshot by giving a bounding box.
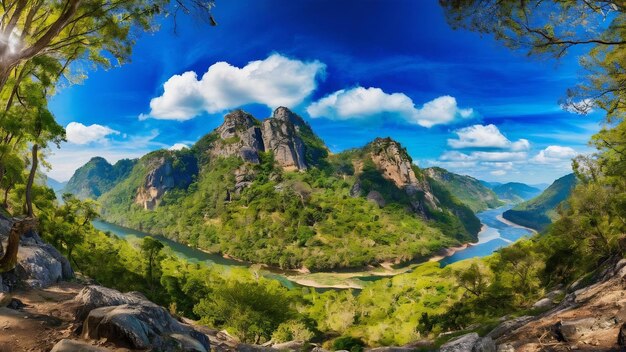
[92,205,533,289]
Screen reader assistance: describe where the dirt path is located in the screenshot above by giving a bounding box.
[0,282,83,352]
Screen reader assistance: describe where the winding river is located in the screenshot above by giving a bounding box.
[92,205,533,290]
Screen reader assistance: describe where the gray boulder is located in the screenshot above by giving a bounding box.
[532,297,554,310]
[440,333,480,352]
[16,246,63,288]
[0,216,73,290]
[486,316,533,339]
[472,337,496,352]
[76,285,210,352]
[440,333,495,352]
[50,339,112,352]
[72,285,147,321]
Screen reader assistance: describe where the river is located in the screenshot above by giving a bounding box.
[92,205,533,290]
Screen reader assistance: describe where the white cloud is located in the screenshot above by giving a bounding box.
[412,95,474,128]
[66,122,120,145]
[490,170,507,176]
[532,146,578,164]
[447,124,530,151]
[440,150,527,162]
[561,98,594,115]
[307,87,474,128]
[146,54,326,120]
[169,143,189,151]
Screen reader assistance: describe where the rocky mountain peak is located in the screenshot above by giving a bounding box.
[135,152,197,210]
[272,106,305,126]
[262,107,308,171]
[367,137,418,189]
[215,109,260,139]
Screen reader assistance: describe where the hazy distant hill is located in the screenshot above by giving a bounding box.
[425,167,504,212]
[502,173,577,231]
[492,182,542,203]
[64,157,137,199]
[46,177,67,192]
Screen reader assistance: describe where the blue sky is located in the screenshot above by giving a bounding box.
[47,0,602,183]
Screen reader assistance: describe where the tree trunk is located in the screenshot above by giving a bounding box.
[25,144,38,217]
[3,185,11,209]
[0,218,36,273]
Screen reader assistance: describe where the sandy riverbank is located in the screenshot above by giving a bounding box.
[496,214,538,234]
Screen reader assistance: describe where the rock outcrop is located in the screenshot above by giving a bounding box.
[75,285,210,351]
[207,107,313,171]
[261,107,308,171]
[439,333,495,352]
[211,110,265,164]
[0,216,73,292]
[365,137,439,212]
[491,257,626,351]
[135,153,197,210]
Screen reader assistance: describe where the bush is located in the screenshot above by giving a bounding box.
[333,336,365,352]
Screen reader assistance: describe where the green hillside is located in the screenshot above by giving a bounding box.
[502,173,577,231]
[64,157,137,199]
[72,108,481,271]
[425,167,504,212]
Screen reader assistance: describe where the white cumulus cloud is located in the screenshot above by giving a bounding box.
[447,124,530,151]
[440,150,527,162]
[169,143,189,151]
[306,87,474,128]
[532,146,578,164]
[146,54,326,120]
[66,122,119,145]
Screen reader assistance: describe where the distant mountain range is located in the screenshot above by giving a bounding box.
[489,182,543,203]
[63,107,499,271]
[502,173,578,231]
[425,167,503,212]
[46,177,67,192]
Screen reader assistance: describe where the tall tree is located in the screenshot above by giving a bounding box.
[0,0,216,97]
[440,0,626,117]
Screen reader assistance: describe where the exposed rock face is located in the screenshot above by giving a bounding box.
[208,107,311,171]
[135,154,197,210]
[368,137,418,189]
[72,285,147,321]
[494,258,626,351]
[0,217,73,290]
[261,107,308,171]
[440,333,495,352]
[366,137,439,211]
[75,285,210,351]
[211,110,264,164]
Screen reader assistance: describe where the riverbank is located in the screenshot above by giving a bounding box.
[496,214,538,234]
[94,206,529,290]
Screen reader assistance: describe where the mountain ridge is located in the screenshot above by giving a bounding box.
[67,107,485,270]
[502,173,577,231]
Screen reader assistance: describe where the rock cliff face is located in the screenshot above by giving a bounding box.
[261,107,308,171]
[0,215,73,293]
[366,137,439,210]
[135,153,197,210]
[210,110,264,164]
[207,107,311,171]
